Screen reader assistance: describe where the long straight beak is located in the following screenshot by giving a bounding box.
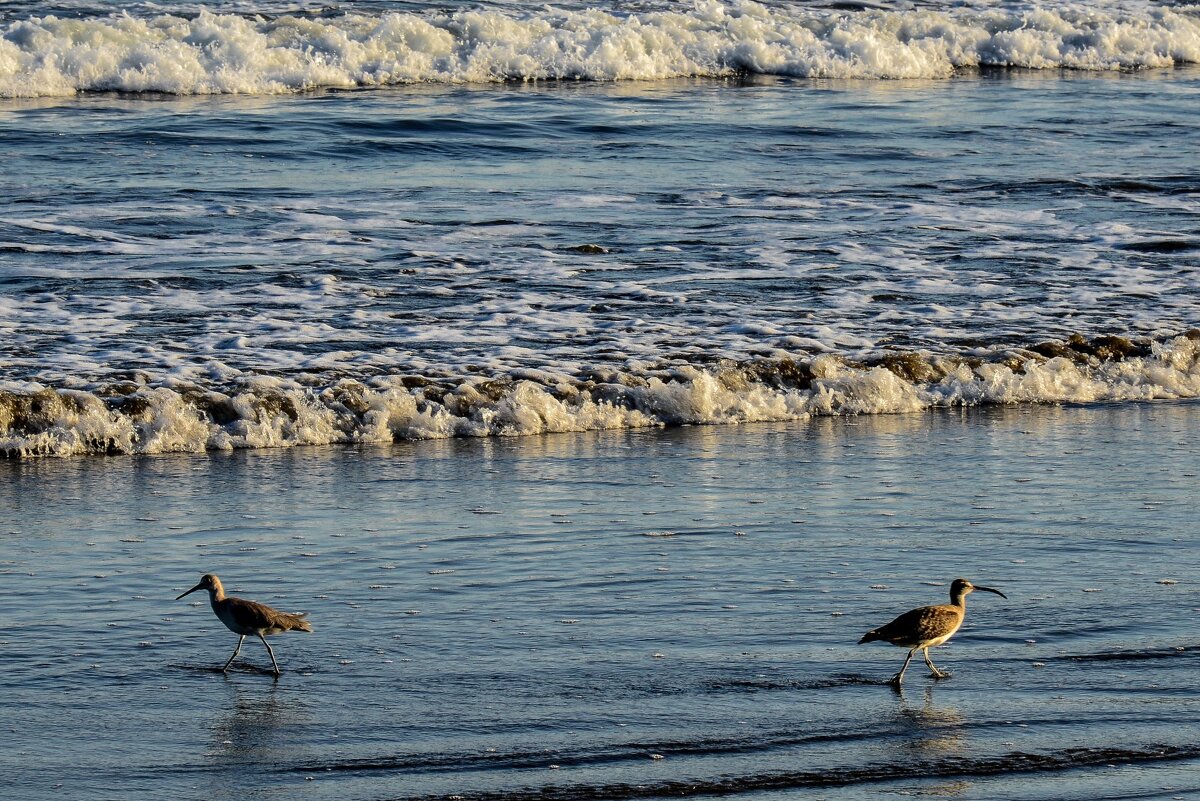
[975,585,1007,599]
[176,583,204,600]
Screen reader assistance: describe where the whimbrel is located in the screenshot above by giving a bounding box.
[176,574,312,676]
[859,578,1006,686]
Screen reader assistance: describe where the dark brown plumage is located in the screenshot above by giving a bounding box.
[177,573,312,675]
[859,578,1006,686]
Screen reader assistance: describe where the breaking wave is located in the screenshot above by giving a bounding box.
[2,332,1198,457]
[3,2,1200,97]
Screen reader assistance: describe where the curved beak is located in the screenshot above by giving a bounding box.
[176,582,204,600]
[975,585,1007,599]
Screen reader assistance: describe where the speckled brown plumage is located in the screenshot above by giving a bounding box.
[859,578,1006,686]
[861,604,965,649]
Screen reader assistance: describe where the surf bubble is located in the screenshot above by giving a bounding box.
[2,4,1200,97]
[2,333,1199,458]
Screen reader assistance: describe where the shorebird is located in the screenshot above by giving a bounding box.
[859,578,1006,686]
[176,573,312,676]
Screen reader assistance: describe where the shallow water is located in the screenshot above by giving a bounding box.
[2,1,1199,796]
[3,403,1198,800]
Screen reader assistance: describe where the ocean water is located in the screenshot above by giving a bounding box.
[2,406,1199,800]
[2,0,1199,798]
[2,0,1200,455]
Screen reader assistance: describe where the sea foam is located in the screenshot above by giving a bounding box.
[2,3,1199,96]
[2,334,1198,457]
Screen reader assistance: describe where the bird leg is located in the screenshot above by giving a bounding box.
[891,648,917,686]
[258,633,281,676]
[922,648,951,678]
[222,635,245,672]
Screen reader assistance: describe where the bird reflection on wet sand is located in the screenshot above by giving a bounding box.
[895,686,967,754]
[892,686,971,796]
[207,682,311,773]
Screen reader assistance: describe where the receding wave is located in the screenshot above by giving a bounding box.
[1056,644,1200,662]
[376,743,1200,800]
[290,727,874,776]
[2,332,1199,458]
[3,2,1200,97]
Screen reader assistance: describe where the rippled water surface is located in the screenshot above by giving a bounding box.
[4,72,1200,382]
[2,404,1198,800]
[3,62,1200,456]
[2,3,1199,796]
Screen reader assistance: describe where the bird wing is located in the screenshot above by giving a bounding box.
[872,604,962,647]
[228,597,312,634]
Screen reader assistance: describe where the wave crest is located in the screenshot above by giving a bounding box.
[3,333,1198,457]
[2,3,1200,96]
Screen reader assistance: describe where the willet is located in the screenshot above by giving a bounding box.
[176,573,312,676]
[859,578,1006,686]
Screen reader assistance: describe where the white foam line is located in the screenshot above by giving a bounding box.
[2,334,1198,457]
[2,3,1199,97]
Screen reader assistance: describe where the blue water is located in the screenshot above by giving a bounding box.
[1,3,1199,420]
[2,2,1200,798]
[2,405,1199,800]
[5,71,1200,379]
[3,67,1200,455]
